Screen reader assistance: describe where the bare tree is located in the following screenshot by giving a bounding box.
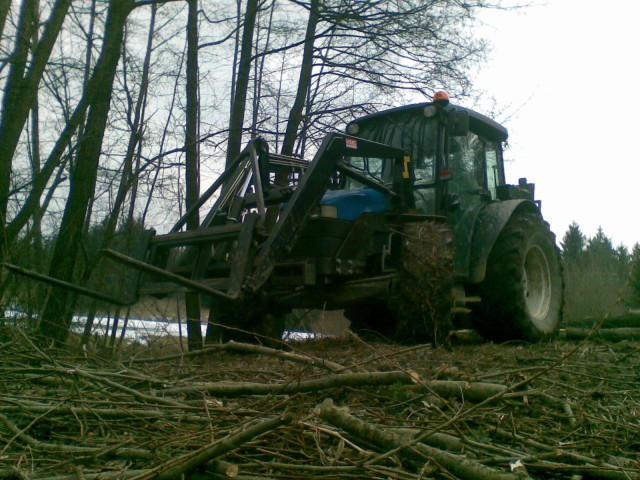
[38,0,135,343]
[248,0,489,156]
[75,3,159,345]
[0,0,72,264]
[2,0,101,251]
[279,0,319,157]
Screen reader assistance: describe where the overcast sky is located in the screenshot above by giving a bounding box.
[473,0,639,249]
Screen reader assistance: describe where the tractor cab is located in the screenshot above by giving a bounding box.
[338,93,510,224]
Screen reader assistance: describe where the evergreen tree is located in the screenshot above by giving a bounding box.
[615,243,631,277]
[561,221,586,264]
[586,226,617,270]
[629,243,640,309]
[588,226,615,254]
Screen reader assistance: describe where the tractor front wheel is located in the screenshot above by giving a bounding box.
[475,212,564,341]
[206,299,284,345]
[389,221,455,345]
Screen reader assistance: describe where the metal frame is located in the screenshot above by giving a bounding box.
[4,133,408,306]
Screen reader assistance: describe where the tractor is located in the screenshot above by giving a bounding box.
[7,92,564,344]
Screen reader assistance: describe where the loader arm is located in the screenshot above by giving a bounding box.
[3,134,408,307]
[246,133,408,292]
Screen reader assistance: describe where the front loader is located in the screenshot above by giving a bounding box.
[5,92,563,344]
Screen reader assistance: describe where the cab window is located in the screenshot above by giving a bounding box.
[447,132,501,206]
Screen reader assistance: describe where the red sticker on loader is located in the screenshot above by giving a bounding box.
[346,138,357,149]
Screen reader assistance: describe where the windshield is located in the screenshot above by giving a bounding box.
[350,112,438,187]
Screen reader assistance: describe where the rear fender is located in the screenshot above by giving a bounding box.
[467,200,541,283]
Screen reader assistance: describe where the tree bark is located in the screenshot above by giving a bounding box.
[184,0,203,351]
[38,0,133,344]
[226,0,259,166]
[280,0,319,157]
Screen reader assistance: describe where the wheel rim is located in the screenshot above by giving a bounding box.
[523,245,553,329]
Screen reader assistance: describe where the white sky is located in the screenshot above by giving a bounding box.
[474,0,640,248]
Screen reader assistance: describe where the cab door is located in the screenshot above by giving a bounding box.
[445,131,504,217]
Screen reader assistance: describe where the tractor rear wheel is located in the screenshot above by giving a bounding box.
[475,212,564,341]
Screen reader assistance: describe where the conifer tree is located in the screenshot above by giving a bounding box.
[561,221,586,264]
[629,243,640,309]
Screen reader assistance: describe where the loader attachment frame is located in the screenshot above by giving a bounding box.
[129,133,409,302]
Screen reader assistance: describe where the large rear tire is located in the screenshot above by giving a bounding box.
[475,212,564,341]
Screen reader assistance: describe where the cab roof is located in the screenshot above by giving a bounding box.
[348,103,509,143]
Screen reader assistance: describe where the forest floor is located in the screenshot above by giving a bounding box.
[0,324,639,480]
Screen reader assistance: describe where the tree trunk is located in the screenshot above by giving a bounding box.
[280,0,319,157]
[0,0,11,41]
[4,0,96,246]
[28,22,43,271]
[0,0,37,264]
[38,0,133,344]
[264,0,318,228]
[73,7,156,350]
[184,0,203,351]
[226,0,259,166]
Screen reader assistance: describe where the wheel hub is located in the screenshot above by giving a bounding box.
[523,245,553,328]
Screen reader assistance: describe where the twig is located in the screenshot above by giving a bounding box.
[131,340,346,373]
[129,414,292,480]
[161,370,415,396]
[68,367,190,408]
[161,370,509,401]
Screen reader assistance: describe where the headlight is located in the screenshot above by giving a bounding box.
[346,123,359,135]
[320,205,338,218]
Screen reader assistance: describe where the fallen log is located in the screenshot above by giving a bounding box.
[564,327,640,342]
[315,398,527,480]
[567,312,640,329]
[161,371,508,402]
[389,427,464,453]
[408,379,507,403]
[161,370,414,396]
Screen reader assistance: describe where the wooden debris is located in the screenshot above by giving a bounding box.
[565,327,640,341]
[315,398,524,480]
[0,329,639,480]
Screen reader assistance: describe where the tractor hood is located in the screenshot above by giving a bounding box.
[320,188,392,221]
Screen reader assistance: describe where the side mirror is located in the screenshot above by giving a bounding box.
[448,110,469,137]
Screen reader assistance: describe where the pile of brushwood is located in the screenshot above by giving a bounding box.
[0,326,638,480]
